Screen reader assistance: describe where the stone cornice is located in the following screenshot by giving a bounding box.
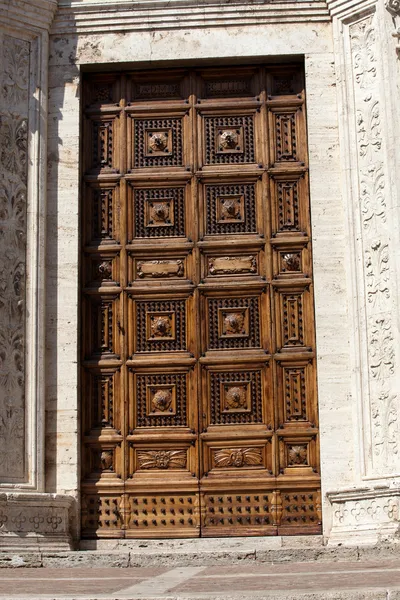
[325,0,376,18]
[0,0,57,33]
[52,0,331,34]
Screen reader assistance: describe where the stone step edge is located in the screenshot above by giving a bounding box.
[0,590,399,600]
[1,543,400,568]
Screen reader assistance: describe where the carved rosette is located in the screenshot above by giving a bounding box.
[151,389,173,413]
[0,36,29,481]
[350,13,399,475]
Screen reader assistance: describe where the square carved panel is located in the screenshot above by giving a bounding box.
[85,252,119,288]
[279,251,302,275]
[147,311,176,342]
[205,182,257,235]
[132,186,185,239]
[204,115,255,165]
[147,383,177,416]
[207,369,263,425]
[218,307,249,339]
[277,435,318,475]
[207,296,260,350]
[134,372,188,427]
[133,117,183,168]
[221,380,251,413]
[145,129,173,157]
[134,299,186,353]
[216,194,244,223]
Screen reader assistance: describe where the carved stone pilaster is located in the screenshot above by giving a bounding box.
[327,0,400,544]
[0,34,29,482]
[349,11,399,479]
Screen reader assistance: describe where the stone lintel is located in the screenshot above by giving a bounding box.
[0,493,75,551]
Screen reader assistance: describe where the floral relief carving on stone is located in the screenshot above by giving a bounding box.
[361,163,386,233]
[350,12,398,477]
[350,16,376,89]
[369,317,395,381]
[371,391,399,469]
[365,240,390,308]
[2,36,29,108]
[356,100,381,162]
[0,35,29,481]
[386,0,400,15]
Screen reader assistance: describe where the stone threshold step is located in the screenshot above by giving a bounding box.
[1,539,400,568]
[2,591,400,600]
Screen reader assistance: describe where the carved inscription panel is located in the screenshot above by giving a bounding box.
[81,66,320,538]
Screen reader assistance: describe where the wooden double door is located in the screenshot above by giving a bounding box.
[81,65,321,538]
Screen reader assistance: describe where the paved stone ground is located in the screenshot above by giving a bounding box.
[1,560,400,600]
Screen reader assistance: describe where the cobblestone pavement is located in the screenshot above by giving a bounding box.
[0,560,400,599]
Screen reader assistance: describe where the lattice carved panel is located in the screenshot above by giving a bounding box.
[130,185,186,239]
[132,371,188,428]
[132,116,184,168]
[203,115,256,165]
[206,296,262,350]
[132,298,188,353]
[204,182,258,236]
[206,368,265,426]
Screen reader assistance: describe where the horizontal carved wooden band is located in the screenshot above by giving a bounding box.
[81,65,320,538]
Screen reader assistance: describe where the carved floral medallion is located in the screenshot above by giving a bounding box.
[146,130,172,155]
[214,447,263,468]
[287,444,308,466]
[137,449,187,469]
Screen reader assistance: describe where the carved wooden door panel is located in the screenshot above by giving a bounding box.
[81,67,321,539]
